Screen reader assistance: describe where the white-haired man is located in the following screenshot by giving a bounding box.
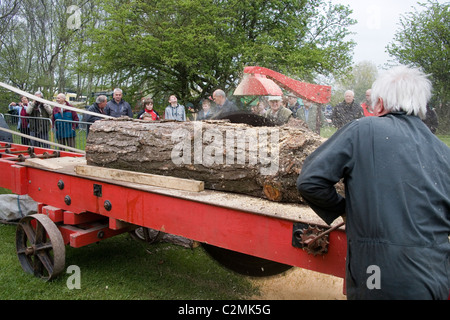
[297,66,450,300]
[84,95,108,137]
[211,89,238,119]
[105,88,133,118]
[331,90,363,129]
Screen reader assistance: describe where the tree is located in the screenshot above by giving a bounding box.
[88,0,356,107]
[387,0,450,133]
[0,0,19,43]
[331,61,378,106]
[0,0,100,110]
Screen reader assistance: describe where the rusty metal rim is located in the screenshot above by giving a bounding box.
[16,214,65,281]
[129,227,165,244]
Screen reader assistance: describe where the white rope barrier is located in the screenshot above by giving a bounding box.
[0,81,113,120]
[0,126,85,154]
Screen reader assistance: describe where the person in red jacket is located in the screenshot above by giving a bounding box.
[361,89,375,117]
[138,97,160,121]
[9,96,31,145]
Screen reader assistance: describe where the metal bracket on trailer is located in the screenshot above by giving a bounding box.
[293,222,345,256]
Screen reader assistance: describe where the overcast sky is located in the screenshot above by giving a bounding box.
[332,0,443,69]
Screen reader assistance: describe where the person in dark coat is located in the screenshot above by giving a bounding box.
[104,88,133,118]
[84,95,108,137]
[297,66,450,300]
[197,99,215,120]
[26,91,52,148]
[422,103,439,134]
[211,89,238,119]
[331,90,363,129]
[9,96,31,145]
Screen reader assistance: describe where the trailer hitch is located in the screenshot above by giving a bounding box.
[292,222,345,256]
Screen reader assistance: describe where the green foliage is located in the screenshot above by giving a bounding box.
[88,0,356,105]
[387,1,449,92]
[331,61,378,106]
[387,0,450,132]
[437,135,450,148]
[0,0,356,108]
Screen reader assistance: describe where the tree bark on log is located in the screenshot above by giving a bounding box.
[85,118,327,203]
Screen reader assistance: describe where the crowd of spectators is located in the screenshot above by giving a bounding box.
[5,78,440,151]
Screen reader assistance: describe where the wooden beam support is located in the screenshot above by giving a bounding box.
[75,164,204,192]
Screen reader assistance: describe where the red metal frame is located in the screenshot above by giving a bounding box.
[0,142,347,279]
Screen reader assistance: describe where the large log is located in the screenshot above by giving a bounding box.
[85,118,326,203]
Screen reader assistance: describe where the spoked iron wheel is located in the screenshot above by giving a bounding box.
[129,227,165,244]
[16,214,65,281]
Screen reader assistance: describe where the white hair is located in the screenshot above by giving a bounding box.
[96,95,107,103]
[345,90,354,97]
[371,65,432,119]
[113,88,123,94]
[213,89,226,97]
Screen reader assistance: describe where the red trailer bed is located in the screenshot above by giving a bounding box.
[0,142,346,283]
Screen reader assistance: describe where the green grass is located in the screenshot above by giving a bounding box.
[0,223,258,300]
[320,126,336,139]
[437,135,450,147]
[0,183,257,300]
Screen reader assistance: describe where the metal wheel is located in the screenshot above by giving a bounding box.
[129,227,165,244]
[16,214,65,281]
[202,244,292,277]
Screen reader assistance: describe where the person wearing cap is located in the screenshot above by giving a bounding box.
[264,95,292,124]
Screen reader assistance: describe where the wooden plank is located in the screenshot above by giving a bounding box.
[24,158,63,170]
[75,164,205,192]
[24,157,86,170]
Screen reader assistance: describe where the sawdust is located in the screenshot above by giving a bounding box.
[251,267,347,300]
